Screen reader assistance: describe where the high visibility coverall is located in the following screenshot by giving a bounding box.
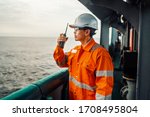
[53,39,114,100]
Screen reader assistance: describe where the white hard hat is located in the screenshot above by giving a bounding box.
[69,13,98,30]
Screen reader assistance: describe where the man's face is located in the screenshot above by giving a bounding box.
[73,28,90,41]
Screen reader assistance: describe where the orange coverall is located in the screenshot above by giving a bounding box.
[53,39,114,100]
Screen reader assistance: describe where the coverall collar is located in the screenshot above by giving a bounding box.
[82,38,96,52]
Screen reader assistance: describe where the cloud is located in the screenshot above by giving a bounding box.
[0,0,29,22]
[0,0,100,37]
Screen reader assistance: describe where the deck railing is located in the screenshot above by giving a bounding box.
[1,69,69,100]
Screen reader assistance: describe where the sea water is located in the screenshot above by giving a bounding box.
[0,36,80,98]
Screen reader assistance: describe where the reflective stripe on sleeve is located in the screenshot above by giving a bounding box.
[96,70,113,77]
[96,93,111,100]
[69,76,96,91]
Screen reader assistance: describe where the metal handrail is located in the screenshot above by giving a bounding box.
[1,69,69,100]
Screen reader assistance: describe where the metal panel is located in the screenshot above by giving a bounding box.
[100,22,109,49]
[136,5,150,99]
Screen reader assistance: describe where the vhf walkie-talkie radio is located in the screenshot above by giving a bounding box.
[59,23,69,48]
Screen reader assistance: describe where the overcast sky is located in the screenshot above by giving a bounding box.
[0,0,100,38]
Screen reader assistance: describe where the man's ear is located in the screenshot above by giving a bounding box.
[85,29,90,36]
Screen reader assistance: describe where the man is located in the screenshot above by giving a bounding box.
[53,13,114,100]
